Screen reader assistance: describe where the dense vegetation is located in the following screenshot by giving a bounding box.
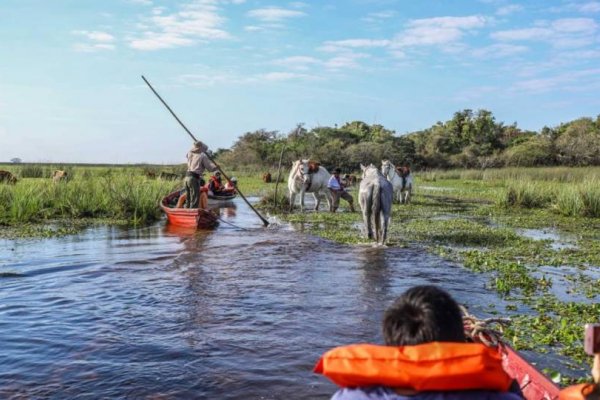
[216,110,600,171]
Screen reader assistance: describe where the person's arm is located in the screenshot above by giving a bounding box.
[203,153,218,172]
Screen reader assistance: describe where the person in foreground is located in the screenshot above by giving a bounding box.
[185,141,217,208]
[327,168,355,213]
[315,285,523,400]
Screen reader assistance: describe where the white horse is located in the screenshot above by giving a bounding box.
[288,159,332,212]
[381,160,413,204]
[359,164,393,245]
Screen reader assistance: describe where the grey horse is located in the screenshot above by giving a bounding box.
[358,164,393,245]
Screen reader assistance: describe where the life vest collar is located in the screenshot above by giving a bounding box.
[314,342,512,392]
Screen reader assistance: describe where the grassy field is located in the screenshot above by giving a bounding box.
[265,166,600,383]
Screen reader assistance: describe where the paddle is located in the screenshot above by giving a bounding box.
[141,75,270,227]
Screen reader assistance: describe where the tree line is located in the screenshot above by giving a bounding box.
[215,110,600,171]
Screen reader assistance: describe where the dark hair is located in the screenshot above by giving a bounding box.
[334,168,341,174]
[382,285,465,346]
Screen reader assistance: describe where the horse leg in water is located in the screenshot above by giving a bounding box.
[380,201,391,245]
[360,186,374,239]
[289,192,296,212]
[372,185,381,243]
[300,187,306,212]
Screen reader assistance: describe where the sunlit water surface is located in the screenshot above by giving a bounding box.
[0,199,572,399]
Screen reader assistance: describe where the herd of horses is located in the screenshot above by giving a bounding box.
[287,159,413,246]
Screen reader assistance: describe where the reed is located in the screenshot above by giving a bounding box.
[498,178,600,218]
[434,166,600,183]
[0,173,179,225]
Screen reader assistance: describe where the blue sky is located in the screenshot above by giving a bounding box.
[1,0,599,164]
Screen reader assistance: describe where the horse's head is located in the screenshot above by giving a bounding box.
[381,160,392,177]
[360,163,378,179]
[290,159,311,184]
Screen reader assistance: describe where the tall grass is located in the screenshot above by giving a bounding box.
[0,174,179,225]
[498,178,600,217]
[434,167,600,183]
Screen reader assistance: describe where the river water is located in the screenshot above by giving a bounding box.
[0,199,554,399]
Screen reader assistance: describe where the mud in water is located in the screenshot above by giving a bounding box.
[0,199,573,399]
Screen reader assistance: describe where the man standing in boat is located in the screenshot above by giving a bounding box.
[185,141,218,208]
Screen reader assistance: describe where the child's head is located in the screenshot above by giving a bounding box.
[382,285,465,346]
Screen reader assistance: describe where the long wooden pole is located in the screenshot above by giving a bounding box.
[273,143,286,208]
[142,75,269,227]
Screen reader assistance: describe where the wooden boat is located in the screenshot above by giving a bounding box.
[500,343,560,400]
[160,191,218,229]
[208,192,237,201]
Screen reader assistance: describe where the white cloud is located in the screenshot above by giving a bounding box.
[272,56,320,70]
[362,10,397,23]
[324,51,369,70]
[259,71,313,81]
[289,2,308,8]
[72,30,115,52]
[244,25,263,32]
[552,18,597,34]
[247,7,306,22]
[492,27,553,41]
[130,34,195,50]
[496,4,523,16]
[491,18,598,48]
[578,2,600,12]
[129,1,230,51]
[73,43,116,52]
[549,2,600,13]
[129,0,153,5]
[320,38,390,52]
[392,16,488,48]
[72,30,115,42]
[513,68,600,92]
[471,43,528,58]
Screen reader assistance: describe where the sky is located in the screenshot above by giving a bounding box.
[1,0,599,164]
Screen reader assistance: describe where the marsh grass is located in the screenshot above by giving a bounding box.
[433,166,600,183]
[0,172,179,226]
[499,179,600,217]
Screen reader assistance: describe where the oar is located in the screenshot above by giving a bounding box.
[141,75,270,227]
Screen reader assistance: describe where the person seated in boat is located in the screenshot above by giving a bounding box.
[225,176,238,191]
[185,140,217,208]
[315,285,523,400]
[207,171,236,197]
[176,187,208,209]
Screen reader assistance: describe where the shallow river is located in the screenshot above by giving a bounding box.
[0,199,549,399]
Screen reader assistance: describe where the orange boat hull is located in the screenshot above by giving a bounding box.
[160,191,218,229]
[501,344,560,400]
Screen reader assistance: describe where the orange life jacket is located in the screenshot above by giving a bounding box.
[209,176,222,191]
[560,383,598,400]
[314,342,512,392]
